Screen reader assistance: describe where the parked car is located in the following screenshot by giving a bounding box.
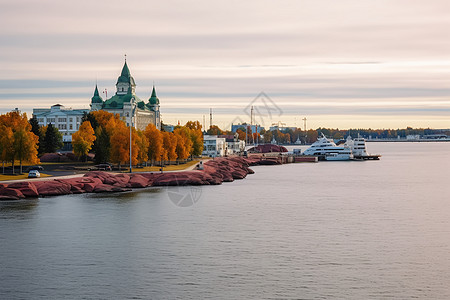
[95,164,112,171]
[27,166,44,172]
[28,170,40,178]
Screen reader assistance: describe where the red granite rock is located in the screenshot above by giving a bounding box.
[33,180,72,196]
[0,187,25,199]
[93,184,131,193]
[128,174,151,188]
[6,182,39,197]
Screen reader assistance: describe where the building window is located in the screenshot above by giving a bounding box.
[69,124,73,130]
[38,118,44,123]
[69,118,73,122]
[58,118,66,122]
[48,118,55,123]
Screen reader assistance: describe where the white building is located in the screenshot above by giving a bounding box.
[219,134,245,155]
[202,135,226,157]
[33,104,89,146]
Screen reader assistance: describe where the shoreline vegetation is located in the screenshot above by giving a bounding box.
[0,156,283,200]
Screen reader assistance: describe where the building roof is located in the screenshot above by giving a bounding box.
[116,61,136,86]
[149,85,160,105]
[91,85,104,103]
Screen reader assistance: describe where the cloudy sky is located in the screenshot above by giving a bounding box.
[1,0,450,130]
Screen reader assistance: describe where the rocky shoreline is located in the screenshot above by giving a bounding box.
[0,156,282,200]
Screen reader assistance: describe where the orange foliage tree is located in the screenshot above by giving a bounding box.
[0,111,39,174]
[72,121,96,161]
[162,131,177,161]
[144,123,163,165]
[173,127,193,160]
[135,130,149,165]
[0,124,14,173]
[109,120,139,170]
[185,121,203,156]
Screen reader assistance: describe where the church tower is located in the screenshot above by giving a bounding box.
[90,84,104,110]
[148,85,161,130]
[116,59,136,96]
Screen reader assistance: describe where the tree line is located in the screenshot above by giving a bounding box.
[72,111,203,168]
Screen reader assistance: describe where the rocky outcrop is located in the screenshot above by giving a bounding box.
[0,156,282,199]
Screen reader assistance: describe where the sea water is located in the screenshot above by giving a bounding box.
[1,142,449,299]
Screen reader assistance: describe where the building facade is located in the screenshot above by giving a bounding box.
[202,135,227,157]
[219,134,245,155]
[90,60,161,131]
[33,104,90,148]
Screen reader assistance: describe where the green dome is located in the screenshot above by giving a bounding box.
[91,85,103,103]
[149,85,160,105]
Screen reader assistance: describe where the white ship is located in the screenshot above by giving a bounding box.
[344,135,381,160]
[302,133,353,161]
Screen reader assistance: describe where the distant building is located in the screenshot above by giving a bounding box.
[33,104,89,148]
[406,134,420,140]
[90,59,161,131]
[162,124,175,132]
[202,135,227,157]
[269,125,297,132]
[231,124,264,134]
[218,134,245,155]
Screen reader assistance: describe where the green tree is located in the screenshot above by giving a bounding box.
[93,126,111,164]
[43,123,63,153]
[29,116,44,155]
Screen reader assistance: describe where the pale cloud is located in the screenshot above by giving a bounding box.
[1,0,450,128]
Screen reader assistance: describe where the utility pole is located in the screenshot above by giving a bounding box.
[209,108,212,130]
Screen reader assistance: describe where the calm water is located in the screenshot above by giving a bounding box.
[1,142,450,299]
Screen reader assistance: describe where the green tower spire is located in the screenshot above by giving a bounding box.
[91,84,103,103]
[149,85,160,105]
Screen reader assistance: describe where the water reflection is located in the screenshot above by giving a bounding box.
[0,199,38,218]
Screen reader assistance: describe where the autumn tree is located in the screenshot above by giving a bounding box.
[162,131,177,162]
[185,121,203,156]
[236,129,246,141]
[144,123,163,165]
[206,125,223,135]
[0,124,14,174]
[173,127,193,160]
[72,121,96,161]
[0,111,39,174]
[85,110,118,164]
[109,121,138,170]
[135,130,149,165]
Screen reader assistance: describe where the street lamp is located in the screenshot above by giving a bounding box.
[129,102,136,173]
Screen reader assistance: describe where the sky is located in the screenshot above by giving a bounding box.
[1,0,450,130]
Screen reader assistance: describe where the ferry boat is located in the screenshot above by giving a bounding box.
[344,135,381,160]
[302,133,353,161]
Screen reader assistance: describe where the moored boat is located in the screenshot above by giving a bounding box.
[302,133,353,161]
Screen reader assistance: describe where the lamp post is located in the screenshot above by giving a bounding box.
[129,102,136,173]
